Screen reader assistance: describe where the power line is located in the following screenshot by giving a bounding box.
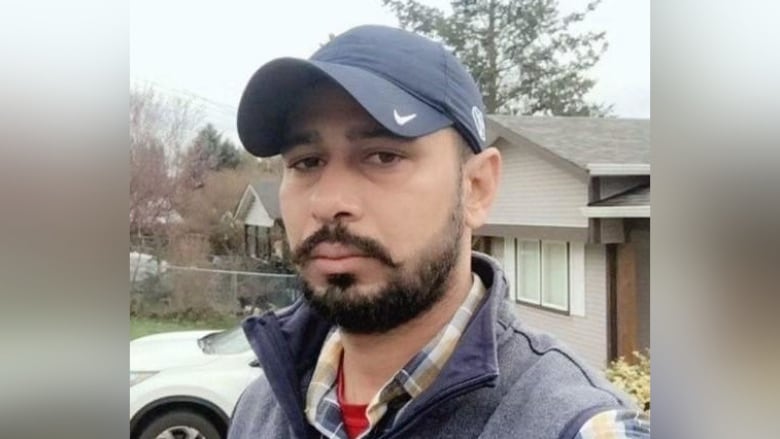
[131,77,243,142]
[131,77,239,117]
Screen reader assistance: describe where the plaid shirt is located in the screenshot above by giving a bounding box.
[574,408,651,438]
[304,273,486,439]
[304,273,650,439]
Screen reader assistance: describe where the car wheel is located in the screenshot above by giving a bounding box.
[138,410,222,439]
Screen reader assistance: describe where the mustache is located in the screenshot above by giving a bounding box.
[291,223,398,268]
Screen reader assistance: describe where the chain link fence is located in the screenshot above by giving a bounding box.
[130,263,300,318]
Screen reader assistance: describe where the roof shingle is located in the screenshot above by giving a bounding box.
[488,116,650,168]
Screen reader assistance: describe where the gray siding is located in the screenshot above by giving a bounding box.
[488,138,589,228]
[504,241,608,370]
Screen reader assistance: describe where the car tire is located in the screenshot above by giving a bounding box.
[137,409,222,439]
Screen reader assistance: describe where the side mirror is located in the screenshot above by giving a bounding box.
[249,358,261,368]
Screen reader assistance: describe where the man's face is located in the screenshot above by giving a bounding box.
[279,80,466,333]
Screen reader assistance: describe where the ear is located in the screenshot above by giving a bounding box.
[463,147,502,229]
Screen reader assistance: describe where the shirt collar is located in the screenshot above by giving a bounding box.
[304,273,487,432]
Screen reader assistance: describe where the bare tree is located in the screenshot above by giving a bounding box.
[129,86,202,276]
[129,85,201,161]
[129,137,171,236]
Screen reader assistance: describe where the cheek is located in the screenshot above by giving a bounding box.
[373,185,456,254]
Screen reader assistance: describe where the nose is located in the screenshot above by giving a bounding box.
[309,163,363,224]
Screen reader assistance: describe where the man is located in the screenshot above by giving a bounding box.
[230,25,649,439]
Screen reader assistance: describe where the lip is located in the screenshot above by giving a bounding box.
[310,242,365,260]
[308,243,371,274]
[309,255,372,275]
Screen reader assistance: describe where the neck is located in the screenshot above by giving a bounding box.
[339,254,473,404]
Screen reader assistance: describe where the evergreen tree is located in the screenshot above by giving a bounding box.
[191,123,241,171]
[182,123,241,189]
[382,0,611,115]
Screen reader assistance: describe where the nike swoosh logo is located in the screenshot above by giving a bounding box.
[393,109,417,126]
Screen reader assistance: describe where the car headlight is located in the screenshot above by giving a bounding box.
[130,371,157,387]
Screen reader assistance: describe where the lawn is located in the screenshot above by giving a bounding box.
[131,315,241,340]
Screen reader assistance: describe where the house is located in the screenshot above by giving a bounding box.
[234,179,288,261]
[478,115,650,369]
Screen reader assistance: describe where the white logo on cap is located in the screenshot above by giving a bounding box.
[472,106,486,142]
[393,109,417,126]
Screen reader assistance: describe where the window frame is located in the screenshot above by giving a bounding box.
[513,238,571,315]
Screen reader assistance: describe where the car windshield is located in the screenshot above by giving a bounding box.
[198,325,250,355]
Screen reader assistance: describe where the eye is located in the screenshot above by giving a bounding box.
[365,151,403,165]
[289,156,324,171]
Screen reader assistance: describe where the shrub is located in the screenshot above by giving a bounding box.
[605,350,650,412]
[130,271,174,317]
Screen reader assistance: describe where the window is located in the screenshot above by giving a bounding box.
[541,241,569,311]
[246,226,257,257]
[247,226,261,258]
[513,239,570,312]
[516,240,541,304]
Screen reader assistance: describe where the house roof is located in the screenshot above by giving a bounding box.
[250,179,282,220]
[488,116,650,169]
[234,178,282,224]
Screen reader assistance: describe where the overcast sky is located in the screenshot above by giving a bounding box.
[130,0,649,145]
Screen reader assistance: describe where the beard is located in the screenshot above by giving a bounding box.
[291,196,464,334]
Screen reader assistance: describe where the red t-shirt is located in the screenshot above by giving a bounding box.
[337,358,370,439]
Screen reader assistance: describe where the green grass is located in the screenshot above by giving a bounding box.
[131,315,241,340]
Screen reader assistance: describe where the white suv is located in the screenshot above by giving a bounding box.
[130,325,261,439]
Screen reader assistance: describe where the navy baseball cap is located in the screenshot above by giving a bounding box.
[237,25,487,157]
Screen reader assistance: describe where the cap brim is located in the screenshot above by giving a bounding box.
[237,58,452,157]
